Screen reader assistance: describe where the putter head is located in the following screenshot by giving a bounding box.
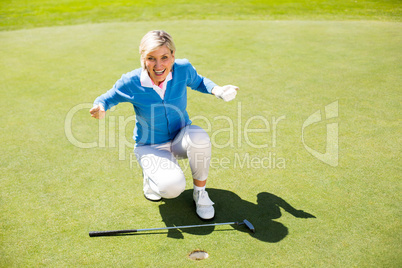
[242,219,255,233]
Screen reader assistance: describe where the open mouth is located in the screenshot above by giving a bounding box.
[154,69,166,76]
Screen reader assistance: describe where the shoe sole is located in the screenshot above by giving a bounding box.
[144,194,162,202]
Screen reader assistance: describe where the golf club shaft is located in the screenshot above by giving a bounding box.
[89,221,241,237]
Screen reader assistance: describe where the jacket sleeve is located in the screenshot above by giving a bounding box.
[93,73,133,111]
[185,60,217,94]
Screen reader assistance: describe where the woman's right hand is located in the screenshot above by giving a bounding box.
[89,104,106,119]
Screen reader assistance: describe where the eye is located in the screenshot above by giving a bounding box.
[162,56,168,60]
[147,57,155,61]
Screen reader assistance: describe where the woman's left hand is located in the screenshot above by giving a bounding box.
[212,85,238,102]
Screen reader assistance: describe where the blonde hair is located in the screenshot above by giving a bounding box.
[139,30,176,69]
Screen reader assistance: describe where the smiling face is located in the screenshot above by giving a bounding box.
[145,45,175,86]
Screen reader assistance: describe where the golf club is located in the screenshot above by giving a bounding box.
[89,219,255,237]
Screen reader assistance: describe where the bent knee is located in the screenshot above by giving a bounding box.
[158,174,186,199]
[188,126,211,148]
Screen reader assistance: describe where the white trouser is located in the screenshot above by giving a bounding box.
[134,125,211,199]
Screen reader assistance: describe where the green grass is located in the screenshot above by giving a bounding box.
[1,0,401,30]
[1,1,401,267]
[1,19,401,267]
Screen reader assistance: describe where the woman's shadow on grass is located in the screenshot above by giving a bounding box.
[159,188,315,243]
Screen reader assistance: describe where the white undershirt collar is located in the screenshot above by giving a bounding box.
[140,69,172,100]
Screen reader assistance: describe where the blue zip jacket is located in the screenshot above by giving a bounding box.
[94,59,217,146]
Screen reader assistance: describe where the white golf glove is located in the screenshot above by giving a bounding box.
[212,85,238,102]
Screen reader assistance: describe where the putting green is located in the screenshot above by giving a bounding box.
[0,20,401,267]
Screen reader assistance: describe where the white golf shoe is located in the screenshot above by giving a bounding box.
[193,189,215,220]
[143,176,161,201]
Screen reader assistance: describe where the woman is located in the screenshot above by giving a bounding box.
[90,30,238,220]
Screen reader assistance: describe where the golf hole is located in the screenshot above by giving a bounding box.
[188,250,209,260]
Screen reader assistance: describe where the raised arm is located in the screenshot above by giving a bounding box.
[89,71,135,119]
